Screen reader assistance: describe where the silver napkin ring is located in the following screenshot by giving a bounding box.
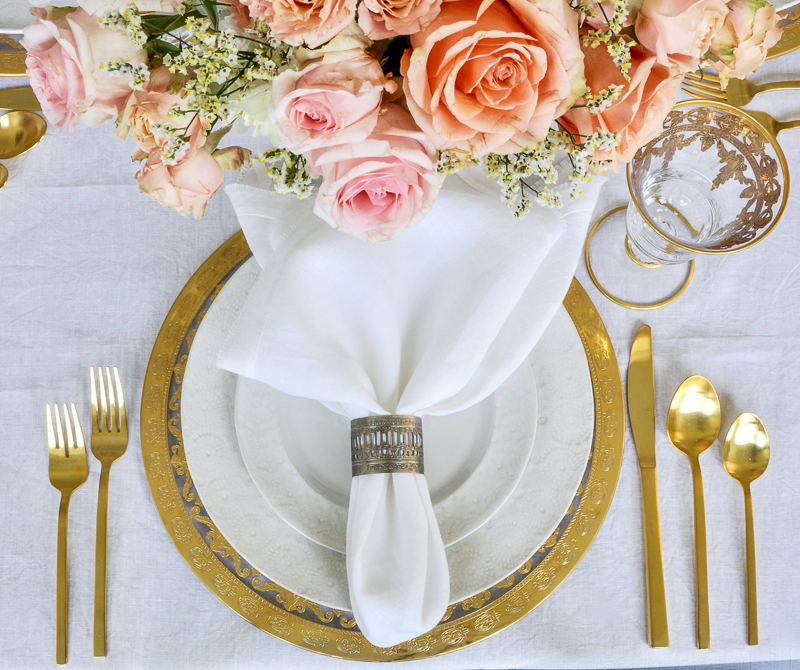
[351,415,423,477]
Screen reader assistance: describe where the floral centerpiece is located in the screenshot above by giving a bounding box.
[22,0,781,241]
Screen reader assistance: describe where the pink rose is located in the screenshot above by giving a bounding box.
[309,104,442,242]
[357,0,442,39]
[400,0,585,158]
[114,67,208,161]
[22,6,146,131]
[635,0,729,72]
[272,49,393,153]
[703,0,782,83]
[559,40,683,171]
[136,148,225,219]
[240,0,356,48]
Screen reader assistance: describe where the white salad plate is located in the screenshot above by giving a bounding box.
[182,258,594,608]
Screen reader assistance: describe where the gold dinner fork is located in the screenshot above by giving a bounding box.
[90,367,128,658]
[682,70,800,108]
[47,403,89,665]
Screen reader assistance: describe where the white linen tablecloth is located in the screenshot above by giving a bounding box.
[2,51,800,669]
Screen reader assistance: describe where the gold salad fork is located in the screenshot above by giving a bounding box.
[47,403,89,665]
[682,70,800,107]
[90,367,128,658]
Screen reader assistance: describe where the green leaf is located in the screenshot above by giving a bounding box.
[205,123,233,153]
[200,0,219,29]
[141,13,187,34]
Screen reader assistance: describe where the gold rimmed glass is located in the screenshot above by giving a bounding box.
[585,99,789,310]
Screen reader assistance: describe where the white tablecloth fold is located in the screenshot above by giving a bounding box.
[218,167,602,647]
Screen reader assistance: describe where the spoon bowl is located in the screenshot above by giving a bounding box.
[723,413,770,484]
[0,163,7,191]
[0,111,47,160]
[667,375,722,457]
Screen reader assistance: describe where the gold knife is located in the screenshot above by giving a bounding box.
[0,86,41,111]
[628,324,669,647]
[0,49,27,77]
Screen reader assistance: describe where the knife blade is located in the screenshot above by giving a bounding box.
[628,324,669,648]
[0,86,41,111]
[0,49,27,77]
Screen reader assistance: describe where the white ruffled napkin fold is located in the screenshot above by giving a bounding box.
[218,166,602,647]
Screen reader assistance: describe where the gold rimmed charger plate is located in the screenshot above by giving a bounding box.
[141,231,624,661]
[767,8,800,60]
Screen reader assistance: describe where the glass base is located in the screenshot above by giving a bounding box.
[584,206,695,310]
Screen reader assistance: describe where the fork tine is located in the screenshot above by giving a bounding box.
[62,403,75,452]
[54,404,66,450]
[91,367,99,432]
[685,71,721,86]
[98,366,108,432]
[113,367,126,431]
[47,404,56,450]
[71,404,85,449]
[106,366,117,433]
[681,86,707,101]
[682,82,726,101]
[681,80,726,97]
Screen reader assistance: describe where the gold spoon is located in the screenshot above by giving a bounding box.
[723,413,769,646]
[667,375,721,650]
[0,110,47,160]
[0,163,7,191]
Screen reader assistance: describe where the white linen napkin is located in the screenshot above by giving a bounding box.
[218,166,602,647]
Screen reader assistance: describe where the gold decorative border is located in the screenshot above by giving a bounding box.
[0,34,26,77]
[767,8,800,60]
[140,231,625,661]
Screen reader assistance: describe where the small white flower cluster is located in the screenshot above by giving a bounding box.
[149,121,191,164]
[573,0,598,18]
[436,150,469,175]
[259,149,315,199]
[585,83,624,113]
[100,58,150,90]
[607,36,635,80]
[560,128,620,199]
[240,21,291,83]
[97,4,147,46]
[580,0,633,81]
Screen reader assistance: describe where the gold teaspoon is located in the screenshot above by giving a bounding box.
[667,375,721,650]
[0,110,47,160]
[0,163,7,191]
[723,413,769,646]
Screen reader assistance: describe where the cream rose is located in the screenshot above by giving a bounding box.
[635,0,729,73]
[400,0,585,158]
[240,0,356,48]
[703,0,782,83]
[559,40,683,171]
[357,0,442,39]
[272,49,393,153]
[22,6,146,131]
[309,104,442,242]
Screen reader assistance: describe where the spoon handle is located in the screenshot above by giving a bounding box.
[690,456,710,649]
[743,484,758,645]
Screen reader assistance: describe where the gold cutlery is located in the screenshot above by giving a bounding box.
[0,86,41,111]
[0,164,6,189]
[90,366,128,658]
[682,70,800,107]
[746,110,800,138]
[47,403,89,665]
[627,324,669,647]
[0,111,47,191]
[667,376,721,650]
[723,413,770,646]
[0,33,26,77]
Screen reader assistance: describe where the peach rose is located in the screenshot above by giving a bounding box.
[703,0,782,83]
[22,6,146,131]
[357,0,442,39]
[583,1,642,31]
[136,147,225,218]
[635,0,729,72]
[240,0,356,48]
[309,104,442,242]
[400,0,585,158]
[114,67,208,161]
[559,40,683,170]
[272,49,394,153]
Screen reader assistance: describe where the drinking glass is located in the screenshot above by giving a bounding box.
[585,99,789,310]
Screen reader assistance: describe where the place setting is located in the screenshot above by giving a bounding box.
[7,0,797,664]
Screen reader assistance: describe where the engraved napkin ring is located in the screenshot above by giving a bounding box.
[351,415,423,477]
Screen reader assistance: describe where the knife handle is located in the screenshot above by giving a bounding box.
[640,467,669,647]
[690,455,710,650]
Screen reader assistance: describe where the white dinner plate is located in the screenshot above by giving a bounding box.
[233,357,537,553]
[182,258,594,608]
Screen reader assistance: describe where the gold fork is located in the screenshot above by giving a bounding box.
[47,403,89,665]
[90,367,128,658]
[745,109,800,138]
[682,70,800,107]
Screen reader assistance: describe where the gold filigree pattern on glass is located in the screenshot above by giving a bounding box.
[140,231,625,661]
